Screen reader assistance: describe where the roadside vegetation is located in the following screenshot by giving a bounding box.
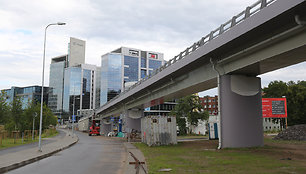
[0,91,58,150]
[135,138,306,174]
[0,91,57,132]
[177,133,208,140]
[0,128,58,149]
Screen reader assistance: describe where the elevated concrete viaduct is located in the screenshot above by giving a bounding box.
[96,0,306,148]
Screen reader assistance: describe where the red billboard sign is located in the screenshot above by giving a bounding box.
[262,98,287,118]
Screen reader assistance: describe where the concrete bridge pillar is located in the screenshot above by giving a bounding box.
[220,75,263,148]
[100,120,111,135]
[123,110,142,133]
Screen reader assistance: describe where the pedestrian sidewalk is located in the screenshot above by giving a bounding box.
[0,129,78,173]
[123,142,148,174]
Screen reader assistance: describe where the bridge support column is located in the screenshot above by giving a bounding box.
[220,75,263,148]
[123,110,143,133]
[100,121,111,136]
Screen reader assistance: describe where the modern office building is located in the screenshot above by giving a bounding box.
[48,37,98,120]
[2,86,49,109]
[100,47,164,106]
[48,55,68,115]
[68,37,85,67]
[63,64,98,115]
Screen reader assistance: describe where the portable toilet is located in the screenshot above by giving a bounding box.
[209,122,219,140]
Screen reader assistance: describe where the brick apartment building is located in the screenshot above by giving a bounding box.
[199,95,218,115]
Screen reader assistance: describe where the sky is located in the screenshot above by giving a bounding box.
[0,0,305,96]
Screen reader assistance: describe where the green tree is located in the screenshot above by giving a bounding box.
[171,95,209,135]
[286,81,306,125]
[262,80,288,98]
[42,104,58,129]
[263,80,306,126]
[0,91,10,125]
[22,102,40,131]
[23,102,57,131]
[7,96,24,131]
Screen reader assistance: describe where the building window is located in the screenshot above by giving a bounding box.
[141,58,146,68]
[124,56,139,82]
[149,59,162,70]
[141,69,146,78]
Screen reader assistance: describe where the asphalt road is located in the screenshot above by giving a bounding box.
[6,131,126,174]
[0,129,65,156]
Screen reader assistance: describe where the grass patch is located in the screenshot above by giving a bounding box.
[0,129,58,150]
[135,140,306,174]
[177,135,208,140]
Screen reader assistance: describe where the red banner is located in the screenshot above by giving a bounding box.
[262,98,287,118]
[143,97,164,108]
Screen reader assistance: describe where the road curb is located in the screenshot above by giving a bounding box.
[0,132,79,173]
[123,142,148,174]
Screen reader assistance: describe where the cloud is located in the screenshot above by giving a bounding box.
[0,0,305,94]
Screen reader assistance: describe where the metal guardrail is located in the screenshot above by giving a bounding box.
[100,0,276,109]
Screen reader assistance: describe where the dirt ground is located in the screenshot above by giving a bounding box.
[263,138,306,161]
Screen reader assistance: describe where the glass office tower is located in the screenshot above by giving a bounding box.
[48,37,86,119]
[100,47,164,106]
[100,53,122,105]
[63,64,97,115]
[48,55,67,115]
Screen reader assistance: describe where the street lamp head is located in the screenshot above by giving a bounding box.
[57,22,66,25]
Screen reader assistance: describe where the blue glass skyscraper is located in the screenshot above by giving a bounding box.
[100,47,164,106]
[63,64,98,115]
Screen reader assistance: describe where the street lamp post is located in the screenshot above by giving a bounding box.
[39,22,66,152]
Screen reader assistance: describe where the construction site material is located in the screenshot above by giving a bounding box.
[273,124,306,141]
